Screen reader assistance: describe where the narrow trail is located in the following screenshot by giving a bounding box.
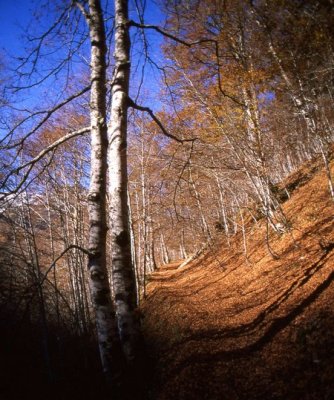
[142,159,334,400]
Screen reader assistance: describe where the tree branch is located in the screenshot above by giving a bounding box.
[17,126,90,174]
[1,85,90,149]
[39,244,91,288]
[129,20,244,106]
[73,0,91,22]
[129,20,216,47]
[0,126,90,200]
[127,97,197,143]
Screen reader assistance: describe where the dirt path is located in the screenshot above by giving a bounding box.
[142,162,334,400]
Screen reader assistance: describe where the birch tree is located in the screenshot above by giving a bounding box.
[108,0,143,368]
[82,0,122,382]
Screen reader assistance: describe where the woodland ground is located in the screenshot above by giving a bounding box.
[1,155,333,400]
[142,156,334,400]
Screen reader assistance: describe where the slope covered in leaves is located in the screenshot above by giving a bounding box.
[142,157,334,400]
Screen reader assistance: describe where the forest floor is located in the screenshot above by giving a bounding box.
[142,157,334,400]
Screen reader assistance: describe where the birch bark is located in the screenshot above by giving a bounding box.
[108,0,142,365]
[86,0,120,380]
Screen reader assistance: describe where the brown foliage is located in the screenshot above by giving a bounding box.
[142,158,334,400]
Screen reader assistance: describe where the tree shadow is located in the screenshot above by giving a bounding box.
[161,243,334,381]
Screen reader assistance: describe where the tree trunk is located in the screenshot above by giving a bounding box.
[188,164,212,242]
[108,0,142,366]
[86,0,120,382]
[160,230,170,265]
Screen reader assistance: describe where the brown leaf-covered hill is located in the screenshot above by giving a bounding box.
[142,157,334,400]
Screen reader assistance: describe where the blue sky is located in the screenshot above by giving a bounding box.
[0,0,165,54]
[0,0,34,57]
[0,0,166,111]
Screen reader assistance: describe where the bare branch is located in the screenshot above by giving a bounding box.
[74,0,91,22]
[12,244,91,321]
[127,97,197,143]
[0,126,90,200]
[15,126,90,174]
[39,244,91,288]
[129,20,244,106]
[17,5,72,75]
[129,20,215,47]
[1,86,90,149]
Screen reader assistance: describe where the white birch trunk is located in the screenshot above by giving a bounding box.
[108,0,142,366]
[160,231,170,265]
[86,0,120,381]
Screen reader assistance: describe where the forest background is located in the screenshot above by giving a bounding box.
[0,0,333,398]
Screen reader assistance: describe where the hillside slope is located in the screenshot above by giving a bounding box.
[142,159,334,400]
